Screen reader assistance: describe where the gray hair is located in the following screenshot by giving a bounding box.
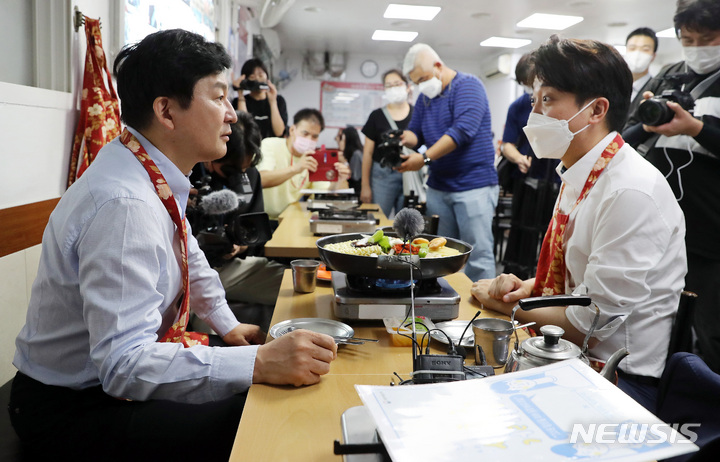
[402,43,442,76]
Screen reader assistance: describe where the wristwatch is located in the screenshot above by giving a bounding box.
[422,152,432,165]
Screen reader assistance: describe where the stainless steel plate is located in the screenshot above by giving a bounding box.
[269,318,355,340]
[431,320,475,347]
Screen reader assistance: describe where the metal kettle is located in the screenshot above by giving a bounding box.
[504,294,628,381]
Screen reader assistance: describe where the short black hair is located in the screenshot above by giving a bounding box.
[514,53,533,87]
[114,29,231,130]
[240,58,269,79]
[217,111,263,175]
[674,0,720,35]
[530,35,632,133]
[382,69,408,85]
[293,108,325,131]
[626,27,658,52]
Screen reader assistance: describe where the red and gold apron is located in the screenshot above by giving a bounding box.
[68,16,121,187]
[532,134,624,297]
[120,129,209,347]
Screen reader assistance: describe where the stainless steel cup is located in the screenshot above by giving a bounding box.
[290,260,320,293]
[472,318,514,368]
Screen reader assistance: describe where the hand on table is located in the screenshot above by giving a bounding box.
[253,330,338,386]
[471,273,533,316]
[223,323,266,346]
[360,185,372,204]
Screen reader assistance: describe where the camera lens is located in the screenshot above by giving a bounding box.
[638,98,674,126]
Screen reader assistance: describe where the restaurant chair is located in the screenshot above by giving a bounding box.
[656,352,720,462]
[667,291,698,361]
[492,194,513,262]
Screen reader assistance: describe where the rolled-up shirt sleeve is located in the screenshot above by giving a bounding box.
[444,78,484,147]
[80,198,256,404]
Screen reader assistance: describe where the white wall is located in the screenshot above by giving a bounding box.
[277,49,490,148]
[0,0,114,383]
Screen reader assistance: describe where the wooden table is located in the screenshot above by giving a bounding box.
[229,270,527,461]
[264,202,392,259]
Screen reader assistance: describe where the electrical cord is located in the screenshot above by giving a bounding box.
[662,140,694,202]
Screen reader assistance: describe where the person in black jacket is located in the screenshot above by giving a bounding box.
[622,0,720,373]
[188,111,285,315]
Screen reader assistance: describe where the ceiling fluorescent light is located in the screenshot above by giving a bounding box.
[384,4,441,21]
[656,27,676,38]
[517,13,583,30]
[480,37,532,49]
[372,30,419,42]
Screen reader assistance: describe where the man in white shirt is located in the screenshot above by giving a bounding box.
[258,108,351,219]
[625,27,658,101]
[10,29,337,461]
[471,35,686,412]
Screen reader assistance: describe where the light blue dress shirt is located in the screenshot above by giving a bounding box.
[14,128,257,404]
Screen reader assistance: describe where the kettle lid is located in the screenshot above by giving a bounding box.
[521,325,582,361]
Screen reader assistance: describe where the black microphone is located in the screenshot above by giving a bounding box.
[198,189,239,215]
[393,207,424,242]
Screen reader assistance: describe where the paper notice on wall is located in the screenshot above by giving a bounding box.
[356,359,698,462]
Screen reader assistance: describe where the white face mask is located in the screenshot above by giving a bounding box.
[624,50,653,74]
[418,76,443,99]
[683,45,720,75]
[385,85,408,103]
[292,135,317,154]
[522,99,597,160]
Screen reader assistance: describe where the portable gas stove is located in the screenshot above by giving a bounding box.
[331,271,460,320]
[306,192,359,211]
[310,209,378,235]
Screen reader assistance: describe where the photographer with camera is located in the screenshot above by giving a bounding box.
[188,111,285,317]
[232,58,288,139]
[258,108,351,220]
[360,69,421,217]
[622,0,720,374]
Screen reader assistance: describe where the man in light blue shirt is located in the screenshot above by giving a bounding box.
[10,29,337,461]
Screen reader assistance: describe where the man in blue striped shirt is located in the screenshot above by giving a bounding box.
[398,43,499,281]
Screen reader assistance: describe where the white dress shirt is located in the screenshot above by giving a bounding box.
[557,132,687,378]
[631,73,652,101]
[14,128,257,403]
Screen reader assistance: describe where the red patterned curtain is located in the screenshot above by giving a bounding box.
[67,16,121,187]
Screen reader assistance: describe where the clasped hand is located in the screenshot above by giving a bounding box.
[471,273,533,316]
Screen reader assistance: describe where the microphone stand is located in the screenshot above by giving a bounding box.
[403,233,418,364]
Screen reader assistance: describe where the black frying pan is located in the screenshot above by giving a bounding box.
[316,232,472,280]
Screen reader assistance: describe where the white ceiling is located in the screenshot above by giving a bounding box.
[273,0,682,66]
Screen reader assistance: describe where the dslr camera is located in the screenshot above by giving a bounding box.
[188,175,272,267]
[377,129,405,168]
[637,73,695,126]
[239,79,269,92]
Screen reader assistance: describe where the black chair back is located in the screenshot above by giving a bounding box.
[667,291,698,361]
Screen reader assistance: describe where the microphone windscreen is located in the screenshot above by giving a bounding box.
[198,189,239,215]
[393,208,424,240]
